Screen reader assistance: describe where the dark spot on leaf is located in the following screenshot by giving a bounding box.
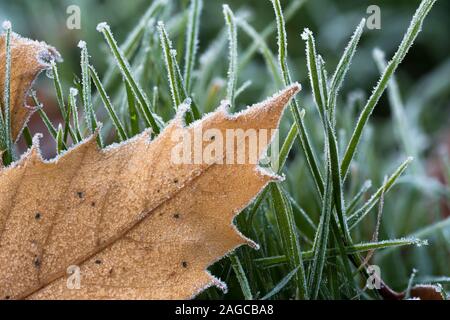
[34,257,41,268]
[91,202,96,207]
[210,135,215,141]
[173,178,179,184]
[77,191,84,199]
[4,295,10,300]
[35,212,41,220]
[182,261,188,268]
[173,213,180,219]
[157,189,160,193]
[95,259,102,264]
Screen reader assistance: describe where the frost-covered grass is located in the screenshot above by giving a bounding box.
[1,0,449,299]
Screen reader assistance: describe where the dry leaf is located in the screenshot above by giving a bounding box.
[0,84,300,300]
[0,31,61,142]
[408,284,445,300]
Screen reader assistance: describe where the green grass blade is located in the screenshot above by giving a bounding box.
[405,268,418,299]
[261,266,300,300]
[329,224,355,297]
[183,0,202,93]
[414,276,450,285]
[239,0,307,70]
[50,61,67,117]
[173,52,201,120]
[229,254,253,300]
[273,110,304,173]
[37,108,57,139]
[78,41,102,148]
[89,65,128,141]
[95,0,165,99]
[318,55,329,109]
[97,22,162,134]
[158,21,182,110]
[22,127,32,148]
[32,95,67,152]
[301,28,325,122]
[48,60,78,151]
[271,0,324,195]
[284,188,317,232]
[245,187,268,227]
[157,21,200,122]
[234,80,252,100]
[373,48,419,170]
[56,124,64,154]
[223,4,238,108]
[348,157,413,229]
[327,19,365,121]
[256,237,426,268]
[235,99,304,227]
[62,89,76,146]
[236,18,283,88]
[68,88,83,143]
[1,21,13,164]
[346,180,372,216]
[125,82,140,136]
[308,166,332,299]
[341,0,436,179]
[152,86,159,114]
[195,30,227,98]
[270,183,308,299]
[326,118,351,242]
[377,217,450,260]
[31,92,57,139]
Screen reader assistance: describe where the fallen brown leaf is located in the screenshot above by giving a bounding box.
[0,31,61,142]
[408,284,445,300]
[0,84,300,299]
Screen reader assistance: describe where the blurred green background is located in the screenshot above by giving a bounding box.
[1,0,448,298]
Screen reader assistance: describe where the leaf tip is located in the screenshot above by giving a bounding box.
[288,81,302,95]
[207,272,228,294]
[264,82,301,111]
[256,167,284,183]
[29,133,43,159]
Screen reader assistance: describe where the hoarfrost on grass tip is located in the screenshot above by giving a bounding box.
[96,22,109,32]
[77,40,87,49]
[70,87,79,96]
[301,28,312,40]
[2,20,11,30]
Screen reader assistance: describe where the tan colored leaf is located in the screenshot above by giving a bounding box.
[0,31,61,142]
[0,84,300,300]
